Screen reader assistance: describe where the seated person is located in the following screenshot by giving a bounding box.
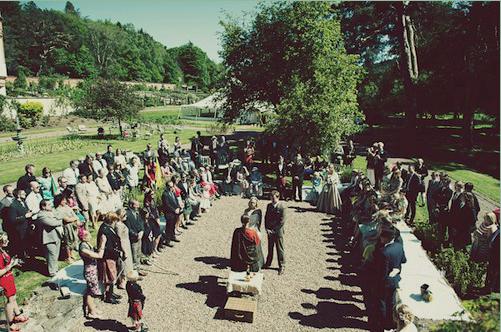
[230,215,263,272]
[249,167,264,197]
[390,190,408,223]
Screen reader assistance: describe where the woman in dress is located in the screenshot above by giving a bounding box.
[125,157,140,190]
[306,172,323,205]
[230,215,262,272]
[115,209,134,290]
[142,190,162,257]
[143,158,156,190]
[54,195,80,263]
[244,141,255,169]
[38,167,57,203]
[471,212,498,262]
[317,164,342,215]
[78,228,104,319]
[243,197,265,269]
[0,232,29,331]
[97,212,123,304]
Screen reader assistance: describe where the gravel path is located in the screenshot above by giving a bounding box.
[70,196,367,331]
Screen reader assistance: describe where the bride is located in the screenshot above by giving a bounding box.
[317,164,342,215]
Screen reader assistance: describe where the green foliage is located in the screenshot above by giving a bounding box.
[13,67,28,91]
[220,2,364,155]
[0,115,17,132]
[414,221,442,253]
[433,247,487,298]
[433,294,500,332]
[74,78,142,130]
[17,101,44,128]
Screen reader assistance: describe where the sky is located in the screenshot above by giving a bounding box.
[36,0,260,62]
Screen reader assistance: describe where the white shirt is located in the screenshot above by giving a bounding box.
[26,191,43,214]
[63,167,80,186]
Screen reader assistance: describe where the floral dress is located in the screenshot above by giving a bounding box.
[79,242,101,297]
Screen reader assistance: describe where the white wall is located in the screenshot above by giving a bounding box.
[1,97,75,119]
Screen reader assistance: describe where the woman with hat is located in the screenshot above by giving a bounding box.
[78,228,104,319]
[471,212,498,262]
[0,232,29,331]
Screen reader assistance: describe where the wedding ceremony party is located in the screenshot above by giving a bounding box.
[0,1,499,331]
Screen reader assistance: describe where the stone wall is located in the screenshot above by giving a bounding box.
[1,97,75,119]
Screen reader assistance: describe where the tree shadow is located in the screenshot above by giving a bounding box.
[176,275,227,312]
[302,287,363,303]
[194,256,230,270]
[83,319,129,331]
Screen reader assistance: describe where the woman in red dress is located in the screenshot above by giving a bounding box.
[0,232,29,331]
[143,158,157,189]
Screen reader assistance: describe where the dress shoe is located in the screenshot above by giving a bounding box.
[278,267,285,275]
[104,297,120,304]
[138,270,148,277]
[181,225,188,229]
[186,221,194,225]
[166,243,174,247]
[111,293,122,300]
[262,264,270,269]
[172,237,180,243]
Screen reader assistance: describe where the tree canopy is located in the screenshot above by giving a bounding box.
[220,2,364,155]
[0,2,220,91]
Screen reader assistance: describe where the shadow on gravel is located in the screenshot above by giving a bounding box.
[176,275,227,318]
[289,217,368,330]
[83,319,129,331]
[194,256,230,270]
[288,206,318,213]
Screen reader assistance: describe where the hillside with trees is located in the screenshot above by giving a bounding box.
[0,1,221,91]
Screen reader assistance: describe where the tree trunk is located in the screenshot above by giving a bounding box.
[463,109,474,148]
[396,2,419,134]
[118,118,123,137]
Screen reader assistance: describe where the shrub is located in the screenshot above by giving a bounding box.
[433,247,487,298]
[18,101,44,128]
[414,221,442,253]
[0,115,16,132]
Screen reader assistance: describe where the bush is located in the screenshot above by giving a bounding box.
[0,115,16,132]
[18,101,44,128]
[433,247,487,298]
[414,221,442,253]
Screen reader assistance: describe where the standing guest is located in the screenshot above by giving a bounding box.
[115,209,134,289]
[426,172,441,224]
[471,212,498,263]
[415,158,429,207]
[107,164,125,205]
[158,133,167,150]
[276,155,288,200]
[209,136,218,166]
[115,149,127,169]
[187,178,202,220]
[404,165,420,226]
[173,136,182,156]
[97,213,123,304]
[54,196,80,263]
[244,140,255,168]
[92,153,108,177]
[230,215,262,272]
[37,200,64,277]
[126,157,141,190]
[25,181,43,215]
[75,176,91,227]
[448,181,465,243]
[366,143,378,186]
[369,226,407,331]
[249,167,264,197]
[374,142,388,190]
[464,182,481,220]
[0,232,29,331]
[433,176,453,243]
[143,144,156,164]
[178,175,194,226]
[382,168,403,200]
[86,176,102,229]
[79,155,95,179]
[143,190,162,257]
[95,169,115,213]
[143,157,157,190]
[63,160,80,188]
[78,228,104,319]
[61,186,86,225]
[8,190,33,258]
[290,154,305,202]
[162,181,181,247]
[125,200,146,277]
[390,191,409,223]
[158,140,170,167]
[16,164,36,194]
[451,191,477,250]
[343,139,356,167]
[487,225,500,293]
[216,136,229,166]
[243,197,265,267]
[263,190,286,275]
[191,132,204,158]
[317,164,342,215]
[0,185,15,233]
[103,145,115,167]
[306,171,323,205]
[38,168,57,203]
[126,271,146,332]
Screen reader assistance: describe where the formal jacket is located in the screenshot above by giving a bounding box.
[405,173,421,200]
[0,196,14,229]
[75,182,90,210]
[16,174,37,194]
[37,210,64,245]
[426,179,441,201]
[372,240,407,291]
[265,202,286,236]
[103,152,115,167]
[8,199,31,234]
[433,185,453,211]
[162,189,180,216]
[178,182,189,200]
[107,172,123,191]
[125,208,145,243]
[375,151,388,175]
[79,163,94,179]
[276,163,287,178]
[415,164,429,180]
[291,162,305,181]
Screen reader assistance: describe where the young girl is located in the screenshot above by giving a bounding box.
[126,271,146,331]
[0,232,29,331]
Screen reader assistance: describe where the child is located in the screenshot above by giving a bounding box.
[126,271,146,331]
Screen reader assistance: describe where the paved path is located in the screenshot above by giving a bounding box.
[57,196,367,332]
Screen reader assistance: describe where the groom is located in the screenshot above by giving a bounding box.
[263,190,286,275]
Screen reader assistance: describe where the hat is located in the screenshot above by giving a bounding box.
[127,270,140,282]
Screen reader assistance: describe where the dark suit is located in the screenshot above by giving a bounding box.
[488,230,500,292]
[433,185,453,242]
[374,151,388,190]
[8,199,31,257]
[264,202,286,268]
[125,208,145,270]
[78,163,94,179]
[16,174,37,194]
[426,179,441,223]
[291,161,305,201]
[162,189,180,244]
[404,172,421,224]
[369,241,407,331]
[275,163,288,200]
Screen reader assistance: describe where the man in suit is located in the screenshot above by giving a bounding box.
[178,174,195,225]
[404,165,421,225]
[374,142,388,190]
[464,182,480,220]
[125,200,145,275]
[264,190,286,275]
[433,175,453,243]
[162,181,181,247]
[291,154,305,202]
[16,164,36,194]
[426,171,441,224]
[276,155,288,200]
[37,199,64,276]
[370,225,407,331]
[8,189,33,258]
[0,185,15,233]
[103,144,115,167]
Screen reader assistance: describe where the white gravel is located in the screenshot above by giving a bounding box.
[71,196,367,331]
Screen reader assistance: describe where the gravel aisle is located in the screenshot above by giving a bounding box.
[72,196,367,331]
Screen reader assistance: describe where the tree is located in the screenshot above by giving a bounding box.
[74,78,142,135]
[64,1,78,16]
[13,66,28,92]
[220,2,363,154]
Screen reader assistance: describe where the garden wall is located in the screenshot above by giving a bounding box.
[0,97,75,118]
